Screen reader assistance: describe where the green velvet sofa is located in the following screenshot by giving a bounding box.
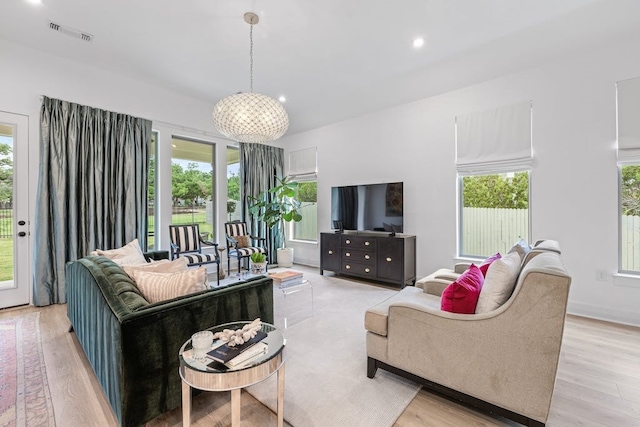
[66,254,274,427]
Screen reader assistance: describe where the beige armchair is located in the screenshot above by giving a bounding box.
[365,247,571,427]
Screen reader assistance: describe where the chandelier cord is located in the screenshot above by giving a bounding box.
[249,22,254,93]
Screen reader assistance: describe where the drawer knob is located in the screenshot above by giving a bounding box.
[365,268,370,273]
[328,250,333,255]
[386,257,392,262]
[364,254,370,260]
[345,265,351,269]
[365,241,370,246]
[345,239,351,244]
[346,252,351,257]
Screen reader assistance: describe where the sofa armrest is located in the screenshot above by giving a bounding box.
[143,250,170,262]
[454,262,472,273]
[422,278,451,297]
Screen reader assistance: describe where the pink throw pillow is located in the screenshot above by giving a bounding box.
[441,264,484,314]
[479,253,502,277]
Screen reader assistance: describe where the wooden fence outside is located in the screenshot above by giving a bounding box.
[461,207,529,256]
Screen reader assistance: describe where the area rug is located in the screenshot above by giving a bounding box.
[0,312,56,427]
[247,273,421,427]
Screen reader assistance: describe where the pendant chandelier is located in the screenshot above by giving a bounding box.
[212,12,289,144]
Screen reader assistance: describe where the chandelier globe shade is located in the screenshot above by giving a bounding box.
[212,12,289,143]
[212,92,289,143]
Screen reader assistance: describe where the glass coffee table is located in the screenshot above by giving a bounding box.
[179,321,286,426]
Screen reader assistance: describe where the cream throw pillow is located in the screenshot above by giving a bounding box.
[123,257,188,277]
[130,267,208,304]
[96,239,147,266]
[475,252,521,314]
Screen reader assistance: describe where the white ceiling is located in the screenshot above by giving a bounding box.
[2,0,640,136]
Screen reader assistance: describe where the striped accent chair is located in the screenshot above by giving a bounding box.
[225,221,268,274]
[169,224,219,284]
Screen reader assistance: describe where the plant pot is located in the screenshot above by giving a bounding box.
[277,247,294,268]
[251,261,267,275]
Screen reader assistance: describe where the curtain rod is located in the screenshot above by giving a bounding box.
[39,95,238,146]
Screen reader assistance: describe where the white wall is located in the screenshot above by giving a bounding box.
[281,34,640,326]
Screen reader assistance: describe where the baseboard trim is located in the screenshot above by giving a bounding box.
[367,357,545,427]
[567,302,640,327]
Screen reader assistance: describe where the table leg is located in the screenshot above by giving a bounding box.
[277,362,285,427]
[231,388,241,427]
[181,380,191,426]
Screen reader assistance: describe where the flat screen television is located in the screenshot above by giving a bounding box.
[330,182,403,234]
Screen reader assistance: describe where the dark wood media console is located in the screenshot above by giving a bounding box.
[320,232,416,287]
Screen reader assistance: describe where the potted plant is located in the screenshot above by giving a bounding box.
[250,252,267,274]
[248,176,305,268]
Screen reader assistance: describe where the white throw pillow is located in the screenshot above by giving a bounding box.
[96,239,148,266]
[475,252,521,314]
[122,257,188,277]
[130,267,208,304]
[507,238,530,263]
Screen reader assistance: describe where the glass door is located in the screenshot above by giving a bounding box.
[0,112,30,308]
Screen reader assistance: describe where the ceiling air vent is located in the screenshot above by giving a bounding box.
[48,21,93,42]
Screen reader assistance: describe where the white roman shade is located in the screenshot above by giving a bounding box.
[617,76,640,161]
[456,101,532,174]
[288,147,317,179]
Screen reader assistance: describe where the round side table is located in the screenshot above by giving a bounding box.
[179,321,286,426]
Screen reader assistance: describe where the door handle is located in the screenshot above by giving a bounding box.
[18,232,27,237]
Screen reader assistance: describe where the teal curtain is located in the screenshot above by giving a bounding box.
[33,97,151,306]
[239,143,284,264]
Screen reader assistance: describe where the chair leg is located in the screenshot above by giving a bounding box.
[216,263,220,286]
[237,256,242,274]
[228,257,231,275]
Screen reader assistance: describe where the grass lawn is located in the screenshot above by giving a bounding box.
[0,239,13,281]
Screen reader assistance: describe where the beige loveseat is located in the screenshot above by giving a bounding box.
[365,243,570,427]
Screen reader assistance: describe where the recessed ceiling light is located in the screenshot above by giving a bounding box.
[26,0,42,5]
[278,96,287,103]
[412,37,425,49]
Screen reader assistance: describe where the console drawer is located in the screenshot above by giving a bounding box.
[342,248,376,265]
[342,261,376,277]
[341,235,377,250]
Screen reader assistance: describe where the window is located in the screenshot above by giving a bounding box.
[171,137,216,241]
[617,77,640,273]
[455,101,532,258]
[292,180,317,241]
[288,147,318,242]
[227,146,241,222]
[146,131,157,250]
[620,164,640,272]
[459,171,530,257]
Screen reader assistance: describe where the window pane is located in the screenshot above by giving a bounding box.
[620,164,640,272]
[293,181,317,241]
[227,146,241,222]
[147,131,157,250]
[171,137,215,241]
[460,171,529,257]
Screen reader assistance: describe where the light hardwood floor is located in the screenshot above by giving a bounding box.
[2,296,640,426]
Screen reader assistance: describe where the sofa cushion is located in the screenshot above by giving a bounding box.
[95,239,148,266]
[122,257,188,277]
[365,286,425,336]
[130,267,208,303]
[440,264,484,314]
[479,253,501,276]
[507,238,531,262]
[475,252,521,314]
